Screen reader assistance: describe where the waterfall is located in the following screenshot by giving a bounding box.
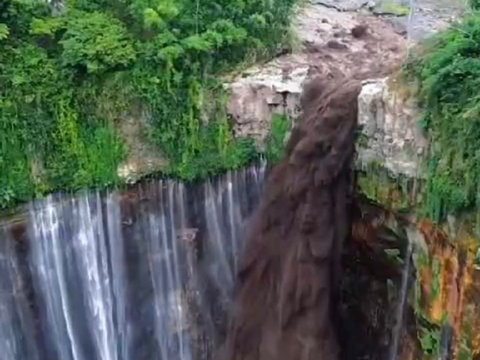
[0,163,266,360]
[389,238,414,360]
[0,228,40,360]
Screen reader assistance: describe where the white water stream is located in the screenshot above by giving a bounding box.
[0,164,266,360]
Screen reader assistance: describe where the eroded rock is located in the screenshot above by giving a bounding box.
[227,2,405,150]
[357,78,428,178]
[226,65,308,148]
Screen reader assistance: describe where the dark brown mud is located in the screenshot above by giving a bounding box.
[222,77,362,360]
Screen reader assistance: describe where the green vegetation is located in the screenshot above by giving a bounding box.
[418,325,442,358]
[405,14,480,221]
[265,114,289,163]
[0,0,297,209]
[470,0,480,11]
[412,251,444,359]
[458,307,476,360]
[379,2,409,16]
[406,14,480,357]
[430,258,441,301]
[357,162,414,211]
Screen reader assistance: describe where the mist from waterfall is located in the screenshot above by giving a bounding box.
[0,163,266,360]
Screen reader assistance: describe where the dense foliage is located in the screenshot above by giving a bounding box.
[470,0,480,11]
[265,114,289,163]
[406,14,480,221]
[0,0,297,209]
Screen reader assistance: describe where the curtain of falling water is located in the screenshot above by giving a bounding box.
[0,229,40,360]
[0,163,266,360]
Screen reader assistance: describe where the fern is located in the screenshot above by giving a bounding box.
[0,23,9,40]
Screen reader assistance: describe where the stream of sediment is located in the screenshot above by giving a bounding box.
[222,77,362,360]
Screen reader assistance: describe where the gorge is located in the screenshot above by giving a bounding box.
[0,80,412,360]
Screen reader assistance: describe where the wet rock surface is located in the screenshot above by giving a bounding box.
[378,0,464,41]
[316,0,464,40]
[340,199,408,360]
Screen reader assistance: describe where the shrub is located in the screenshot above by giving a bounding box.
[60,12,136,73]
[470,0,480,11]
[406,15,480,220]
[266,114,289,163]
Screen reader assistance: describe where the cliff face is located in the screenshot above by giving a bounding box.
[223,77,361,360]
[224,1,428,180]
[224,3,480,360]
[225,1,406,149]
[225,1,462,180]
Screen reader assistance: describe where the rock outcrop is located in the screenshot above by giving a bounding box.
[226,0,464,180]
[226,66,309,148]
[117,114,166,183]
[229,72,428,180]
[226,1,406,150]
[357,78,427,178]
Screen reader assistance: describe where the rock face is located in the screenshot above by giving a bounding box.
[228,71,429,180]
[226,1,406,149]
[357,79,427,178]
[226,66,309,148]
[229,72,429,179]
[117,115,166,183]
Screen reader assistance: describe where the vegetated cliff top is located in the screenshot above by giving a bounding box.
[0,0,473,214]
[404,7,480,221]
[0,0,298,209]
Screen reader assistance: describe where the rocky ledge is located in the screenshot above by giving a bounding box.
[226,0,463,179]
